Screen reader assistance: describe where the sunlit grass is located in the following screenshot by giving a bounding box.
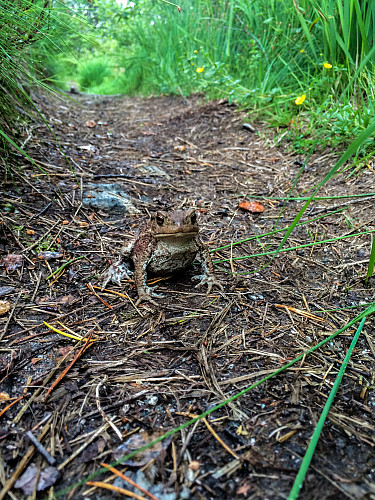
[42,0,375,157]
[78,58,113,90]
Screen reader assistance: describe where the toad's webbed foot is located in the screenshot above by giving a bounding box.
[135,286,163,306]
[193,273,224,294]
[101,260,132,290]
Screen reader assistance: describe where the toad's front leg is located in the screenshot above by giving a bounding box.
[132,241,163,306]
[101,241,134,290]
[194,236,224,293]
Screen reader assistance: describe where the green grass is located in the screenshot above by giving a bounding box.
[78,58,113,90]
[0,0,87,159]
[43,0,375,156]
[288,316,367,499]
[3,0,375,157]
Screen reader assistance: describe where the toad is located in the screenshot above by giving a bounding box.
[102,209,223,305]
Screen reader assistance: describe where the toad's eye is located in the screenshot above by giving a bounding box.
[190,212,197,224]
[156,214,164,225]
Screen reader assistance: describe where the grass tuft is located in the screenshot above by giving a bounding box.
[78,58,113,91]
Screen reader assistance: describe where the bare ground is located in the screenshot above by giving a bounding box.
[1,91,375,500]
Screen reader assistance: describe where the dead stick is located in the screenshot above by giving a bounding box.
[57,423,109,471]
[86,481,146,500]
[43,335,93,402]
[0,395,24,418]
[202,417,239,460]
[26,431,56,465]
[178,412,239,460]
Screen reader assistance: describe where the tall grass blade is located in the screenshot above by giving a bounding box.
[225,0,234,59]
[0,129,45,173]
[214,228,375,265]
[291,0,317,57]
[288,317,367,500]
[366,234,375,284]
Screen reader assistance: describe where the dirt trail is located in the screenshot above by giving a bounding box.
[0,92,374,499]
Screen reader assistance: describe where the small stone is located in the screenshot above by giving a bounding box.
[189,460,200,471]
[180,486,191,499]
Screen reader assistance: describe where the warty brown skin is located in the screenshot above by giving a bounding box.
[103,209,223,305]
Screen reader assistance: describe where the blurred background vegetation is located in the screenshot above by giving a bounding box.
[1,0,375,156]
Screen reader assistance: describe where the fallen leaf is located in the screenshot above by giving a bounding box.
[14,465,37,495]
[26,229,35,235]
[0,300,11,315]
[1,254,23,271]
[37,294,75,308]
[14,464,59,495]
[56,294,75,306]
[34,466,60,491]
[238,201,264,213]
[81,439,106,463]
[84,120,97,128]
[0,392,10,401]
[114,430,172,466]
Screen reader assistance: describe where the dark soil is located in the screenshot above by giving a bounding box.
[1,91,375,500]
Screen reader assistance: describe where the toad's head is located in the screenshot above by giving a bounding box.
[150,209,199,238]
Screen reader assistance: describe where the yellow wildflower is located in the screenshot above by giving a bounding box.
[324,62,332,69]
[300,49,304,53]
[295,94,306,105]
[196,66,204,73]
[194,50,198,53]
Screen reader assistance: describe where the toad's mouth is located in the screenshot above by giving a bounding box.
[155,230,198,238]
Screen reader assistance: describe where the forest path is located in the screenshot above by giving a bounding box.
[0,92,374,499]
